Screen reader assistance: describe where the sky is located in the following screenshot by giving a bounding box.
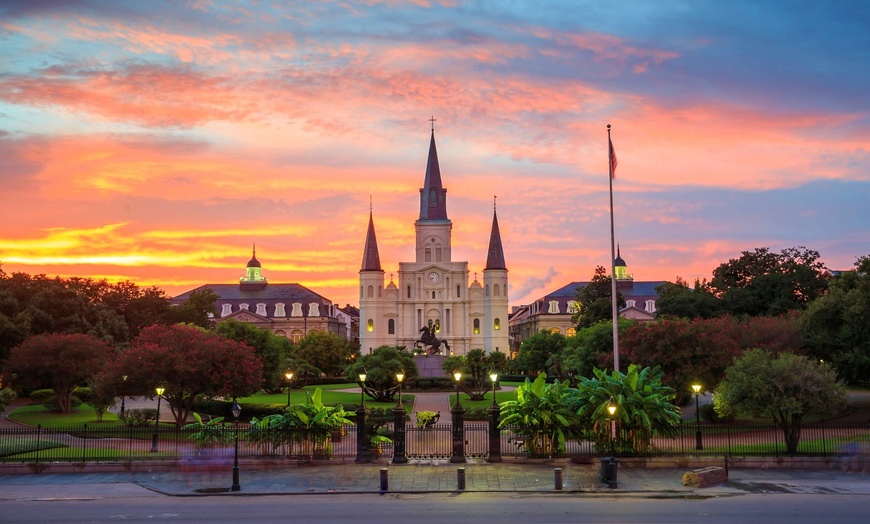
[1,0,868,309]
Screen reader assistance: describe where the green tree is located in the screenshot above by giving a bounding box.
[113,324,263,426]
[516,330,567,376]
[164,288,219,329]
[344,346,417,403]
[655,277,724,319]
[801,256,870,385]
[498,374,575,456]
[441,349,509,401]
[711,246,828,316]
[571,266,626,329]
[714,348,847,454]
[568,364,681,454]
[3,333,113,414]
[561,319,632,378]
[293,331,351,378]
[216,320,291,392]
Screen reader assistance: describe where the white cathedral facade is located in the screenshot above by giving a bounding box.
[358,129,509,356]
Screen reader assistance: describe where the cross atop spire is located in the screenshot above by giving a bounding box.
[429,115,437,131]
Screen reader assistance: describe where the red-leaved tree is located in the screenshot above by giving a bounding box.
[3,333,113,413]
[113,324,263,426]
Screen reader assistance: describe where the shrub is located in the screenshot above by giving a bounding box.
[73,386,93,404]
[700,402,734,423]
[415,410,440,428]
[29,389,55,404]
[42,394,81,412]
[123,408,157,427]
[0,388,17,413]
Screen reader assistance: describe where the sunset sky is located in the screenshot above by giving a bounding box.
[1,0,868,308]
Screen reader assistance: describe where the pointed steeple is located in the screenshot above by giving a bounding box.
[247,244,261,268]
[360,211,382,271]
[419,129,448,221]
[485,199,506,270]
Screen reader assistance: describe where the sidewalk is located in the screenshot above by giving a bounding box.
[1,461,868,499]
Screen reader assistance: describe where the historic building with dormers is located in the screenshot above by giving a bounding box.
[359,128,509,356]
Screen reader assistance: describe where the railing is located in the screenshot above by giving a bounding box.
[2,420,868,464]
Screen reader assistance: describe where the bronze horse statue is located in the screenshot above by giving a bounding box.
[415,326,450,355]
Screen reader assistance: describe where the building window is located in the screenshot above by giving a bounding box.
[388,319,395,334]
[435,246,442,261]
[494,318,501,330]
[567,301,579,314]
[645,300,656,313]
[457,285,461,298]
[567,327,576,337]
[626,300,636,308]
[485,284,490,297]
[378,285,382,298]
[432,291,436,299]
[473,318,480,334]
[221,304,232,317]
[309,303,320,316]
[274,303,286,317]
[548,300,560,314]
[551,328,561,334]
[360,285,363,299]
[494,284,500,296]
[433,319,441,333]
[367,319,374,332]
[291,303,303,317]
[425,247,432,262]
[274,330,286,337]
[290,330,303,343]
[407,285,412,299]
[256,303,267,316]
[367,285,374,298]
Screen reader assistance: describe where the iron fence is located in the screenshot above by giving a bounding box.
[2,420,868,464]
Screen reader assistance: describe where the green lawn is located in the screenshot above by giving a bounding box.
[8,403,129,428]
[241,386,415,410]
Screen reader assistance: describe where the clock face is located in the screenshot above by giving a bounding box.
[427,271,440,284]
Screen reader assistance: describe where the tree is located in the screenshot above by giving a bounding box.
[498,374,575,456]
[3,333,113,414]
[516,330,567,376]
[801,256,870,385]
[164,288,219,329]
[711,246,828,316]
[113,324,263,426]
[572,266,625,329]
[441,349,509,401]
[216,320,292,392]
[568,364,681,454]
[344,346,417,403]
[292,331,351,378]
[714,349,847,454]
[561,319,632,378]
[655,278,724,319]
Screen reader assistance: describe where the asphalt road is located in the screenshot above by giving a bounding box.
[3,492,869,524]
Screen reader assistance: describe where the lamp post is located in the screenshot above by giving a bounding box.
[392,369,407,464]
[231,398,241,492]
[150,386,165,452]
[692,383,703,450]
[285,371,294,407]
[355,368,370,463]
[605,396,618,488]
[488,371,501,463]
[450,370,466,463]
[120,375,127,419]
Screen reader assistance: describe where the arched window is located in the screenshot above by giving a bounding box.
[274,303,286,317]
[473,318,480,335]
[457,285,461,298]
[548,300,560,314]
[290,330,304,343]
[221,304,232,317]
[494,284,500,296]
[494,318,501,330]
[367,285,374,298]
[367,319,374,332]
[388,319,395,334]
[407,285,412,298]
[567,327,577,337]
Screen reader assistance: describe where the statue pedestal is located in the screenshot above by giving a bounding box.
[414,355,448,377]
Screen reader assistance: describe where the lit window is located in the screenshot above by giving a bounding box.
[567,327,576,337]
[494,318,501,330]
[367,319,374,332]
[290,330,303,343]
[473,319,480,334]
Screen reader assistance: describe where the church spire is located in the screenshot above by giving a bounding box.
[360,210,382,271]
[485,197,506,270]
[419,125,448,221]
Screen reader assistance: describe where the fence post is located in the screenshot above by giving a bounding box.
[82,424,87,463]
[355,405,370,464]
[35,424,42,465]
[450,402,466,464]
[392,405,407,464]
[488,403,501,463]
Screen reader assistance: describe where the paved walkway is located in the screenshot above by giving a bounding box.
[0,462,868,499]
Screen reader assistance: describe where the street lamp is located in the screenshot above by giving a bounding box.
[453,370,463,409]
[355,368,369,463]
[606,396,617,453]
[489,370,498,408]
[605,396,619,489]
[285,371,294,407]
[359,368,368,408]
[150,386,165,453]
[120,375,128,419]
[231,398,241,492]
[395,368,405,408]
[692,383,703,450]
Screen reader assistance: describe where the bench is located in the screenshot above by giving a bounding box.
[682,466,728,488]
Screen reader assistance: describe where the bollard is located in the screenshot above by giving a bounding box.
[554,467,563,490]
[379,468,389,492]
[457,467,466,490]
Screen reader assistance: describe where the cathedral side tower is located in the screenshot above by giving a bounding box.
[482,203,509,354]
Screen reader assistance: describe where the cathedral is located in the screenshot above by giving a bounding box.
[358,128,509,356]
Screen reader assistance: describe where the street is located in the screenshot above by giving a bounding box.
[2,492,869,524]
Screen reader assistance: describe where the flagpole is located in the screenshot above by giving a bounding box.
[607,124,620,373]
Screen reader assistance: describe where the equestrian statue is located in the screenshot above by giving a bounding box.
[415,325,450,356]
